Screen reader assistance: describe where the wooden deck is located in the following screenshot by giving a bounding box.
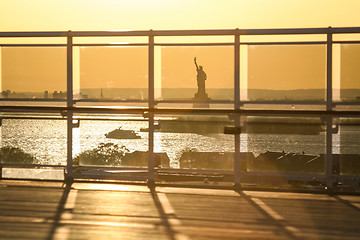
[0,180,360,239]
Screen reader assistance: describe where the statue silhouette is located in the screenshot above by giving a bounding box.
[194,57,208,99]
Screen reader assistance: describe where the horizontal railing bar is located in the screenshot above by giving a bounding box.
[80,99,233,104]
[0,164,148,171]
[330,27,360,33]
[151,109,360,117]
[333,41,360,44]
[0,98,66,102]
[1,163,358,181]
[155,99,233,104]
[0,164,328,180]
[0,105,359,117]
[148,110,360,118]
[240,171,327,182]
[241,100,327,105]
[238,28,325,35]
[134,28,326,36]
[3,165,359,184]
[0,41,347,48]
[0,106,148,115]
[0,44,66,47]
[74,99,148,103]
[333,175,360,181]
[76,99,334,105]
[0,41,354,48]
[68,28,358,36]
[240,171,324,177]
[0,110,63,115]
[0,116,149,121]
[73,166,148,171]
[156,168,233,174]
[1,27,360,38]
[79,41,349,47]
[73,43,149,47]
[334,101,360,106]
[0,31,68,37]
[1,116,64,120]
[0,41,329,48]
[0,163,66,168]
[2,115,360,123]
[0,99,352,106]
[154,43,234,46]
[154,42,327,46]
[0,98,147,103]
[72,29,236,37]
[239,27,360,35]
[156,170,332,184]
[77,99,233,105]
[242,41,326,45]
[152,27,360,36]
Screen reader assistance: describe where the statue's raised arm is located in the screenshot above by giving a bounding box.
[194,57,199,70]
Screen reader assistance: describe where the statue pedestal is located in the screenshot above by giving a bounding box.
[193,92,210,108]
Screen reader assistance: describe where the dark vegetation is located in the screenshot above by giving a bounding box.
[0,146,36,164]
[74,143,129,166]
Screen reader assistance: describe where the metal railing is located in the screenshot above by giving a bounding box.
[1,27,360,190]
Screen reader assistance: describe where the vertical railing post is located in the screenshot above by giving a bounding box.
[326,27,333,190]
[0,46,2,93]
[66,30,74,183]
[234,29,241,189]
[0,46,2,180]
[148,30,155,186]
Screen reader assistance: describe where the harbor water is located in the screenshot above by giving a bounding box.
[1,118,360,168]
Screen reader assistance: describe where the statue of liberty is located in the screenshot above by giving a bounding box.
[194,57,209,100]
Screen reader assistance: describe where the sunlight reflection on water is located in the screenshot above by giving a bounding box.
[1,119,359,168]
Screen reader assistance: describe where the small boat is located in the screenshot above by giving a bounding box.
[105,128,141,139]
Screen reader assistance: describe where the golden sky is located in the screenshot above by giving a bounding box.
[2,48,66,92]
[248,45,326,90]
[1,0,360,92]
[1,0,360,30]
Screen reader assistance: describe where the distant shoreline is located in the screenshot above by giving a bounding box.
[2,88,360,101]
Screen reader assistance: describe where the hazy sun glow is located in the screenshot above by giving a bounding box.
[1,0,360,31]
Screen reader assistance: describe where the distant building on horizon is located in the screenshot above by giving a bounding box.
[75,92,88,99]
[53,91,66,99]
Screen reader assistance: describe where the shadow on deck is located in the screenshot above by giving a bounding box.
[0,180,360,239]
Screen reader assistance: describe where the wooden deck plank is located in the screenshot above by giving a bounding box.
[0,180,360,239]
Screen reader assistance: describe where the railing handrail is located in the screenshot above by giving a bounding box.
[1,26,360,38]
[0,105,359,117]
